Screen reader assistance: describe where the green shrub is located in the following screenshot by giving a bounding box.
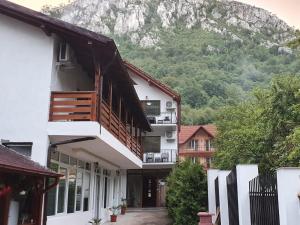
[166,160,208,225]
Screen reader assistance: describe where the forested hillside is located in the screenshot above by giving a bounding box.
[43,0,300,124]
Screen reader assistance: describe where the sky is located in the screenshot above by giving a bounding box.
[9,0,300,29]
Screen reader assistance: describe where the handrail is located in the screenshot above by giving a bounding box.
[49,91,143,159]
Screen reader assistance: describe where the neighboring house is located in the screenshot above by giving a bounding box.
[0,1,151,224]
[124,61,181,208]
[179,125,217,169]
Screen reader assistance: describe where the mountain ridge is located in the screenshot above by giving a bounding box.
[43,0,300,124]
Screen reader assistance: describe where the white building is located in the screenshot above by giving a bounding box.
[124,62,181,207]
[0,1,151,225]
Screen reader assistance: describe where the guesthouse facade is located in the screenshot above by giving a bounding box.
[0,1,150,224]
[124,62,181,207]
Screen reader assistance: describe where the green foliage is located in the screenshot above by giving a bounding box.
[166,160,207,225]
[214,75,300,172]
[288,30,300,49]
[116,29,300,124]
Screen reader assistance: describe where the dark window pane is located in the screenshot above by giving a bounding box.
[3,142,32,157]
[76,170,83,211]
[67,167,76,213]
[60,153,69,164]
[83,172,91,211]
[58,167,67,213]
[47,163,58,216]
[142,137,161,153]
[141,100,160,116]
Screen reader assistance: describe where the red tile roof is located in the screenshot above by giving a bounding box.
[179,124,217,144]
[0,145,60,177]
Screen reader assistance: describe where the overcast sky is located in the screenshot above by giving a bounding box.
[9,0,300,29]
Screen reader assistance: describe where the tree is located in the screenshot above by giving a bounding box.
[166,160,207,225]
[214,75,300,173]
[288,30,300,49]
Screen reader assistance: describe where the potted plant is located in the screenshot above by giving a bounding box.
[109,206,120,222]
[89,218,101,225]
[120,198,127,215]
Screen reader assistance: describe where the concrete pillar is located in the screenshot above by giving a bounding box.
[207,169,219,222]
[198,212,213,225]
[236,165,259,225]
[217,170,230,225]
[277,168,300,225]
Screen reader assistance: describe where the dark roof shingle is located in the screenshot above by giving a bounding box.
[0,145,59,177]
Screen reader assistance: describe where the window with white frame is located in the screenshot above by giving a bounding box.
[102,169,111,208]
[188,139,198,150]
[47,152,91,216]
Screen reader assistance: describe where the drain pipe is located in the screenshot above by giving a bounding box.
[43,137,96,225]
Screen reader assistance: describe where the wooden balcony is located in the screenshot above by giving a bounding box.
[179,148,215,157]
[49,91,142,159]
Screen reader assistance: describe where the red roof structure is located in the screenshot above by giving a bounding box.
[179,124,217,145]
[0,145,59,177]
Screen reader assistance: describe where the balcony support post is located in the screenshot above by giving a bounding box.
[108,80,113,129]
[118,97,122,138]
[93,57,102,122]
[130,116,133,151]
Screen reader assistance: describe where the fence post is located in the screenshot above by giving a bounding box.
[207,169,219,223]
[236,165,258,225]
[218,171,231,225]
[198,212,213,225]
[277,168,300,225]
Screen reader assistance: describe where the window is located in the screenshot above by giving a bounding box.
[47,152,93,216]
[142,136,161,153]
[67,167,76,213]
[83,170,91,211]
[57,167,67,213]
[205,140,210,151]
[141,100,160,116]
[47,163,59,216]
[2,142,32,157]
[76,170,83,211]
[188,139,198,150]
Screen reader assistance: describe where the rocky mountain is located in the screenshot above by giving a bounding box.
[43,0,300,124]
[46,0,294,48]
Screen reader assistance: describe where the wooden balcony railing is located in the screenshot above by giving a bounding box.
[49,91,96,121]
[100,101,142,158]
[49,91,142,159]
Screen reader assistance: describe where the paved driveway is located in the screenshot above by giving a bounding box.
[104,208,172,225]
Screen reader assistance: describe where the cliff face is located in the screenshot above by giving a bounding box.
[47,0,294,48]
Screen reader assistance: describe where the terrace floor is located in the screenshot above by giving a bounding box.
[104,208,172,225]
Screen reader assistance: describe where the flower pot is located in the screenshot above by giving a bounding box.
[121,206,126,215]
[110,215,117,222]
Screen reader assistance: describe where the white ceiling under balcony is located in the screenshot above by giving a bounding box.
[47,121,143,169]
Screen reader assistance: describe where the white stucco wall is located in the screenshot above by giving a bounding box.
[236,165,258,225]
[218,171,230,225]
[277,168,300,225]
[207,169,219,222]
[0,14,55,165]
[128,70,178,158]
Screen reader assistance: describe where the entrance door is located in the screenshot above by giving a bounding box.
[142,176,157,207]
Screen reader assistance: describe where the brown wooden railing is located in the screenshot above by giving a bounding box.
[49,91,96,121]
[100,101,142,158]
[49,91,142,158]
